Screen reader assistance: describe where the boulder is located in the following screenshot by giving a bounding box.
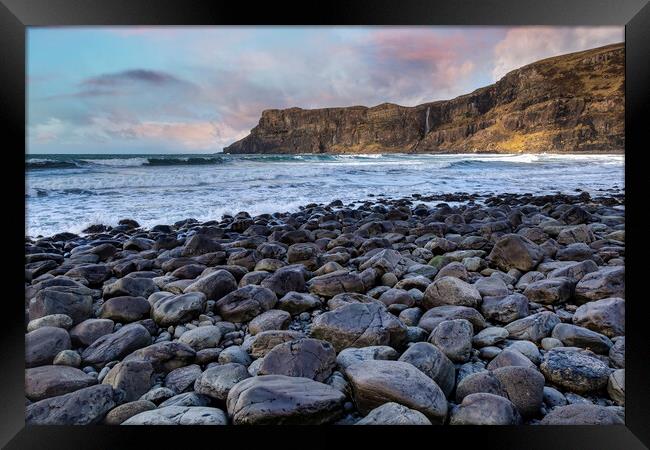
[26,326,71,368]
[178,326,222,350]
[455,371,507,402]
[449,393,520,425]
[276,291,320,315]
[102,360,153,402]
[492,366,544,417]
[81,324,151,368]
[487,234,543,272]
[344,359,448,423]
[523,277,574,305]
[226,375,345,425]
[99,296,150,322]
[215,285,277,323]
[123,341,195,373]
[183,269,237,300]
[422,276,481,309]
[246,330,305,358]
[69,318,114,347]
[504,311,560,342]
[310,302,407,352]
[418,305,486,333]
[164,364,203,394]
[257,338,336,382]
[194,363,251,401]
[29,286,93,325]
[539,404,623,425]
[574,267,624,302]
[104,400,156,425]
[572,297,625,337]
[540,348,612,393]
[551,323,613,354]
[307,270,365,297]
[336,346,399,370]
[26,384,117,425]
[122,406,227,425]
[428,319,473,363]
[480,294,529,324]
[261,267,307,297]
[25,365,97,401]
[356,402,431,425]
[103,277,158,300]
[248,309,291,335]
[398,342,455,398]
[151,292,206,326]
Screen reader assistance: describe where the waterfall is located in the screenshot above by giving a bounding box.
[425,106,430,135]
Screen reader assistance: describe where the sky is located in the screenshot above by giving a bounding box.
[27,26,623,154]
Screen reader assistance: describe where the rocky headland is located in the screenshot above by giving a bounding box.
[24,189,625,425]
[224,43,624,155]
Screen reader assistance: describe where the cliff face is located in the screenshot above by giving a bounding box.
[224,43,624,154]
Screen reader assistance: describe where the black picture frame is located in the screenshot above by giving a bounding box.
[2,0,649,448]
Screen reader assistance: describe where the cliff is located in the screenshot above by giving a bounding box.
[223,43,624,154]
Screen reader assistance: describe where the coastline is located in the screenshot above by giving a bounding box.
[25,190,625,425]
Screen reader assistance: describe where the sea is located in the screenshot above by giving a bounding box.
[25,153,625,238]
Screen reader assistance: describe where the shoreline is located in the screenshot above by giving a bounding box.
[25,188,625,241]
[25,190,625,425]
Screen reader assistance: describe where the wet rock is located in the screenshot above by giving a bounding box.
[164,364,202,394]
[261,267,307,297]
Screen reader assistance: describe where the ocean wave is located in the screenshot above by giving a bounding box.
[26,155,225,170]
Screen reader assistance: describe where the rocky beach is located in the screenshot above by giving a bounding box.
[24,188,625,425]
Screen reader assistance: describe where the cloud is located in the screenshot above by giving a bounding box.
[82,69,187,87]
[492,26,623,80]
